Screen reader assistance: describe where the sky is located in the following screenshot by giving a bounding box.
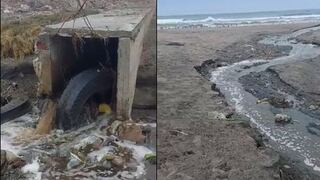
[158,0,320,16]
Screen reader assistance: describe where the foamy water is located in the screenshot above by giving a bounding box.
[1,112,156,179]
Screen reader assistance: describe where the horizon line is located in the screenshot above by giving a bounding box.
[158,8,320,17]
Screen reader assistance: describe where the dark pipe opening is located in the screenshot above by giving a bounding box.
[49,35,118,97]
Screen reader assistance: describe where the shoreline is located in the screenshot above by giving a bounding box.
[158,22,320,179]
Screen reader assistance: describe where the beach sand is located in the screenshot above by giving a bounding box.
[157,23,319,180]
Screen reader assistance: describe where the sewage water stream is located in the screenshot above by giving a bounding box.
[210,26,320,173]
[1,110,156,179]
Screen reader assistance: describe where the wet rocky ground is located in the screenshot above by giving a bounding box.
[239,56,320,120]
[294,27,320,46]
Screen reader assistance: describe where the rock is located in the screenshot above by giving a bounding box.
[5,150,26,168]
[1,150,8,176]
[225,108,235,119]
[102,160,112,169]
[1,150,26,175]
[11,82,18,88]
[220,62,228,66]
[242,65,251,69]
[107,120,122,135]
[211,83,217,91]
[309,105,317,110]
[216,62,228,67]
[269,97,291,108]
[111,156,124,167]
[67,156,82,170]
[118,122,146,143]
[275,114,292,124]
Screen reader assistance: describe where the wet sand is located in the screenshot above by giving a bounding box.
[157,23,319,179]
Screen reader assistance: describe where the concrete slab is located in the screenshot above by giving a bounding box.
[36,7,155,122]
[45,8,152,38]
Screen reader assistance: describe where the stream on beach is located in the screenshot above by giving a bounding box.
[210,26,320,174]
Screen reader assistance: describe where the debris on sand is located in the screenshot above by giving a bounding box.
[208,111,227,120]
[208,109,234,120]
[111,156,125,167]
[256,98,269,104]
[118,122,146,144]
[73,135,104,154]
[144,153,156,164]
[98,103,112,114]
[107,121,146,143]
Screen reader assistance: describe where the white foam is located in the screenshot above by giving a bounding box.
[22,157,42,180]
[157,18,184,24]
[0,114,36,155]
[136,123,157,128]
[158,14,320,27]
[114,141,154,178]
[87,146,115,162]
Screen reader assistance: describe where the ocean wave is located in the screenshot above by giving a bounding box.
[158,14,320,25]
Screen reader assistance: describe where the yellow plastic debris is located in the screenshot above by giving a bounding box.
[99,103,112,114]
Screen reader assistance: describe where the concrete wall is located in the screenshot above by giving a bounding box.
[116,9,155,120]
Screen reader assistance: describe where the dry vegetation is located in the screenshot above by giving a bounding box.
[0,14,68,60]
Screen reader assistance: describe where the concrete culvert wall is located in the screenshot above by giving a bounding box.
[49,34,118,96]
